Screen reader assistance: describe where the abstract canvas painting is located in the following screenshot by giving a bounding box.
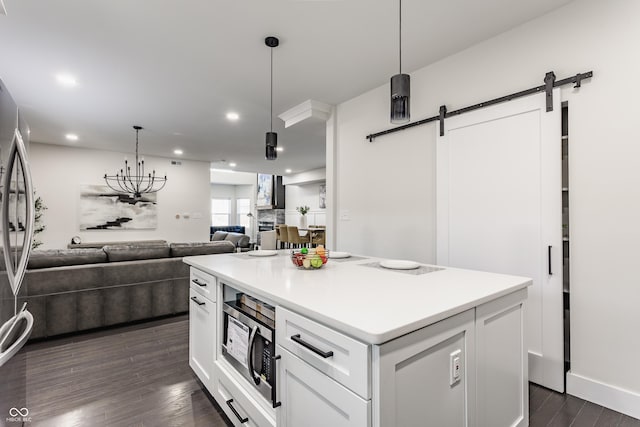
[79,185,157,230]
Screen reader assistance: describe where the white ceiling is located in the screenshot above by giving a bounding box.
[0,0,573,175]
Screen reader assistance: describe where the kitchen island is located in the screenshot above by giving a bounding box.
[184,251,531,427]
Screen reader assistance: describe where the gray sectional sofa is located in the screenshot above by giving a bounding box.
[9,240,235,340]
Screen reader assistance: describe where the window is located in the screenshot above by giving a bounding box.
[211,198,231,226]
[237,198,251,228]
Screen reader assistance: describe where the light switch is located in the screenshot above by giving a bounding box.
[450,349,462,386]
[340,210,350,221]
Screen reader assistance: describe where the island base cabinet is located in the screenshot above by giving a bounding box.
[212,362,276,427]
[189,288,215,388]
[373,309,475,427]
[276,346,371,427]
[476,288,528,427]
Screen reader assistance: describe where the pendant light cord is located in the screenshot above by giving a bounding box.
[399,0,402,74]
[135,127,139,167]
[270,47,274,132]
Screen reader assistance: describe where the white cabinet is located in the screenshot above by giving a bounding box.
[276,306,370,398]
[277,292,527,427]
[476,288,528,427]
[374,309,475,427]
[190,267,216,301]
[189,280,216,388]
[276,346,370,427]
[212,362,276,427]
[187,262,528,427]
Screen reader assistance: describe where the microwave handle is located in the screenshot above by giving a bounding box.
[247,325,261,386]
[272,354,282,408]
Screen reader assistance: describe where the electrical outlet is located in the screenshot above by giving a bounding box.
[450,349,462,386]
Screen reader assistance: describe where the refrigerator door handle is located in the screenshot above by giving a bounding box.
[1,128,35,299]
[0,309,33,368]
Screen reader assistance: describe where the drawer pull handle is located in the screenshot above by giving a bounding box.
[192,278,207,287]
[226,399,248,424]
[291,334,334,358]
[190,296,205,306]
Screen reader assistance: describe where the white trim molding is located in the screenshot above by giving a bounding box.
[278,99,332,128]
[567,371,640,419]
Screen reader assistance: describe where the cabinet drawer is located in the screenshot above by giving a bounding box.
[276,306,370,399]
[277,346,370,427]
[190,267,216,300]
[212,362,276,427]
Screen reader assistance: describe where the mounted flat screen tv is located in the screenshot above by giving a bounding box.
[256,173,274,209]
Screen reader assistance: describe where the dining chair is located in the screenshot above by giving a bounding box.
[275,225,282,247]
[311,229,325,247]
[287,226,306,248]
[278,225,289,249]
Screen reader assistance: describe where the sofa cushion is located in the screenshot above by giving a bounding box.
[67,239,167,249]
[103,243,170,262]
[211,231,228,241]
[28,248,108,269]
[170,241,236,257]
[224,232,250,248]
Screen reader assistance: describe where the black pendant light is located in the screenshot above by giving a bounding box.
[390,0,410,124]
[265,36,279,160]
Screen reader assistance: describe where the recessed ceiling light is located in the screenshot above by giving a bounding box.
[276,147,284,152]
[229,163,236,167]
[56,73,78,87]
[285,169,292,174]
[65,133,79,141]
[173,149,183,155]
[226,112,240,121]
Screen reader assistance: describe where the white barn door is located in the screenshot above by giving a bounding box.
[436,89,564,392]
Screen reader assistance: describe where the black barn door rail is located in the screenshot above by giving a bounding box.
[365,70,593,142]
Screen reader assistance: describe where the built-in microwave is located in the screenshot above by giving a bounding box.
[221,286,279,408]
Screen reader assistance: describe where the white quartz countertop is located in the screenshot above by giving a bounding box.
[184,251,531,345]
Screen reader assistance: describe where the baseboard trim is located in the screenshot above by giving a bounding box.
[566,371,640,419]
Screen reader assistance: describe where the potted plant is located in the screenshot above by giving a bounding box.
[296,205,310,229]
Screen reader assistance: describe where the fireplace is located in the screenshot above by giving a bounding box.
[258,221,274,232]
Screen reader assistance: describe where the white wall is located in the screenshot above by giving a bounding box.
[282,168,326,185]
[334,0,640,417]
[285,183,326,227]
[210,169,257,186]
[29,143,211,248]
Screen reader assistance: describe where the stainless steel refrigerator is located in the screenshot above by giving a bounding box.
[0,77,35,423]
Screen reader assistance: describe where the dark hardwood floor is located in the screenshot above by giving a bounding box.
[529,383,640,427]
[8,315,639,427]
[13,315,232,427]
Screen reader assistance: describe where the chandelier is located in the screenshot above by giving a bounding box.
[104,125,167,199]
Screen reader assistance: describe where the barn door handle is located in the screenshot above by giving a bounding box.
[548,245,552,275]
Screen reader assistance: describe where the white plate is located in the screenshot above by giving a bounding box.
[329,251,351,259]
[379,259,420,270]
[248,250,278,257]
